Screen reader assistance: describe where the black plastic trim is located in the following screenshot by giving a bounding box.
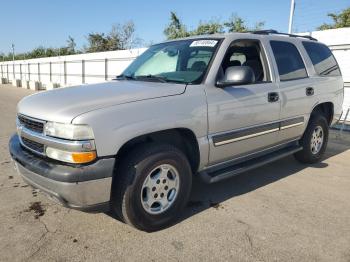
[9,134,115,183]
[212,116,305,146]
[67,202,110,213]
[280,117,304,128]
[199,143,302,183]
[213,122,280,145]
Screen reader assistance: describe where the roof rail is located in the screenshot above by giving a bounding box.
[251,29,317,41]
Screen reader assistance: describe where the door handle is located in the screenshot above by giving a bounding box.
[268,92,279,102]
[306,87,314,96]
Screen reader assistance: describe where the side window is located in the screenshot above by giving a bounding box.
[270,41,308,81]
[219,39,270,83]
[302,41,341,76]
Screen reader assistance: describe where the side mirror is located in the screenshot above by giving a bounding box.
[216,66,255,87]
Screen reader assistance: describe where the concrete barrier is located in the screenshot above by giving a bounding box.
[21,80,29,89]
[29,81,42,91]
[12,79,21,87]
[46,82,60,90]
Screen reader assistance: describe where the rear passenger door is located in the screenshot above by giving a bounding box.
[269,40,315,143]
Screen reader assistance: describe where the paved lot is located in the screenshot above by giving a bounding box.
[0,84,350,262]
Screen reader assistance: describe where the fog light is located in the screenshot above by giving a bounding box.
[46,147,96,164]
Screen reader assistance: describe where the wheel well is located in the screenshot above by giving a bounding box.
[115,128,200,173]
[311,102,334,126]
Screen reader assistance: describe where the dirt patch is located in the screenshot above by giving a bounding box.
[8,176,13,179]
[209,201,224,210]
[171,240,184,251]
[25,201,46,219]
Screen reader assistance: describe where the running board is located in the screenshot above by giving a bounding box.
[199,145,303,183]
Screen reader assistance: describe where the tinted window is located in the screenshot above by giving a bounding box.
[302,41,341,76]
[270,41,308,81]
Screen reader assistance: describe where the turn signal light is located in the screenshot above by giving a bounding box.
[71,151,97,164]
[46,147,97,164]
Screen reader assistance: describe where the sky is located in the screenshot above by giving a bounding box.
[0,0,349,54]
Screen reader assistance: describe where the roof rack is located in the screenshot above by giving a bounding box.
[251,29,317,41]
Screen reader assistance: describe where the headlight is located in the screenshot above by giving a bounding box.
[44,122,94,140]
[46,147,97,164]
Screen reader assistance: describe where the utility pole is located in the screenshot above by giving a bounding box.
[288,0,295,34]
[12,44,15,61]
[12,43,15,79]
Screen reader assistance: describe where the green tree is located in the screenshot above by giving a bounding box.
[164,12,265,39]
[164,12,190,39]
[45,48,57,57]
[224,15,248,32]
[224,14,265,32]
[109,21,137,50]
[194,20,224,35]
[85,21,138,52]
[317,7,350,30]
[85,33,110,52]
[66,36,76,54]
[28,47,46,59]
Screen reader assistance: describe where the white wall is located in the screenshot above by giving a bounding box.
[0,48,146,88]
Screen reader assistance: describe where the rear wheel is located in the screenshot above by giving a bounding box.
[294,114,329,164]
[111,143,192,232]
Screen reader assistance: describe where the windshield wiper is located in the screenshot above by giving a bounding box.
[134,74,168,83]
[116,74,135,80]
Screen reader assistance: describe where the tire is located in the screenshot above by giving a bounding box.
[111,143,192,232]
[294,114,329,164]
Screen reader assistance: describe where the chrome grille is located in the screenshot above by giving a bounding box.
[21,137,45,154]
[18,115,44,133]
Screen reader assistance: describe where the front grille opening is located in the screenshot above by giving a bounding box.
[18,115,44,133]
[21,137,45,154]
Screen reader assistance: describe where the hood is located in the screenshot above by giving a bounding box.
[17,80,186,123]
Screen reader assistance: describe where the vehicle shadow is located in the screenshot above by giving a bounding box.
[105,137,350,231]
[177,138,350,225]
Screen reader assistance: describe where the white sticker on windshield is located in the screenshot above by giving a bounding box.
[190,40,218,47]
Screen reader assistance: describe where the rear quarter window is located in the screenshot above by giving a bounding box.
[270,41,308,81]
[302,41,341,76]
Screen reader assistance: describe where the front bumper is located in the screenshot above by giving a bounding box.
[9,134,115,212]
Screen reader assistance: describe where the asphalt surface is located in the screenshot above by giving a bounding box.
[0,84,350,262]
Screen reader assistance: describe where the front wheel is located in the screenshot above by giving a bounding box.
[111,143,192,232]
[294,114,329,164]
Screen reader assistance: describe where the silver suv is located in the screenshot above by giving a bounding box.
[9,30,344,231]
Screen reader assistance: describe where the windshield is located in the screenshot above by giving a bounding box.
[120,39,220,84]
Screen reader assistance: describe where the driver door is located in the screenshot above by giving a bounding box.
[206,39,281,165]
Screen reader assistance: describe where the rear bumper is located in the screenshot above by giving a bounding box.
[9,134,115,212]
